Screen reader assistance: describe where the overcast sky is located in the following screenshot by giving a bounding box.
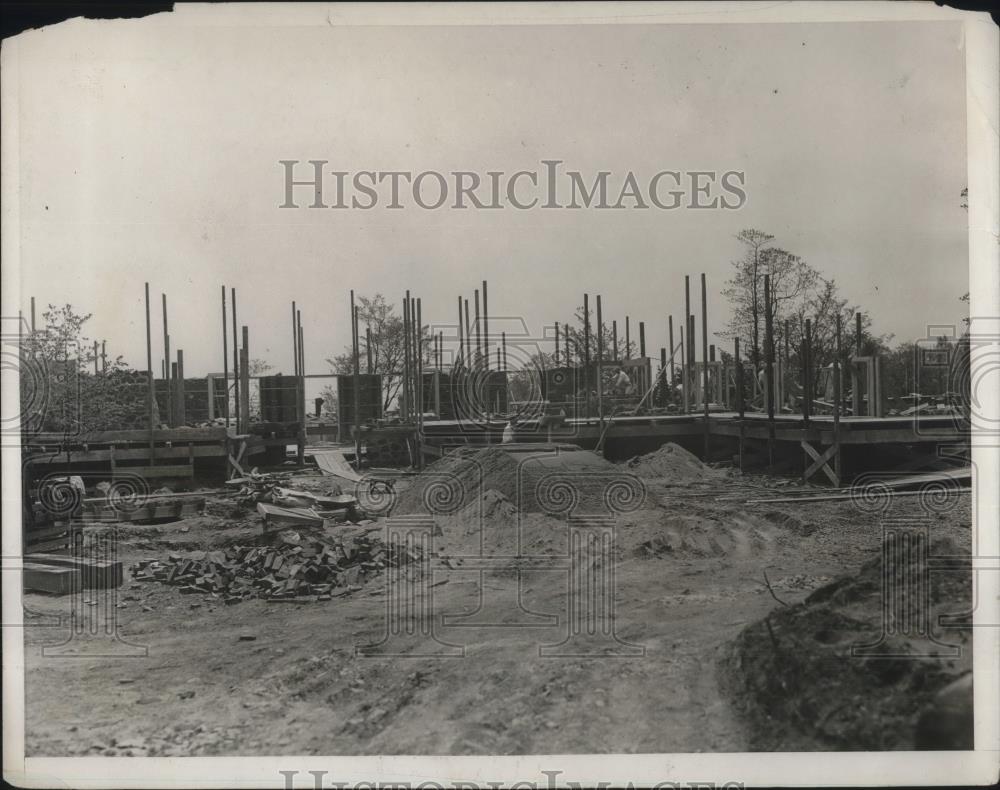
[7,15,969,385]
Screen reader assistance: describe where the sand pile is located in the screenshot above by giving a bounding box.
[393,445,646,516]
[624,442,723,483]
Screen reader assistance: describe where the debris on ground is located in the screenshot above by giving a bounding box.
[717,536,972,750]
[130,528,416,604]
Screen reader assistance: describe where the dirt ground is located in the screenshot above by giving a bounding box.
[21,444,973,755]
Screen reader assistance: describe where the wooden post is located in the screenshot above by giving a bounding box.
[612,320,618,362]
[92,340,99,375]
[735,336,744,473]
[625,315,631,360]
[854,311,863,416]
[639,321,646,358]
[564,322,570,367]
[555,322,560,366]
[221,287,229,426]
[231,288,240,430]
[144,283,155,455]
[473,289,482,367]
[701,273,710,460]
[162,293,171,427]
[764,274,775,470]
[502,331,507,370]
[101,340,107,374]
[30,296,35,333]
[350,290,361,468]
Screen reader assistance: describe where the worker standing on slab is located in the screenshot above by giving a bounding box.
[502,417,516,444]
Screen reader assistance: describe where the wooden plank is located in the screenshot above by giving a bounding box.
[25,553,123,589]
[25,445,229,464]
[801,440,839,486]
[312,449,362,482]
[23,563,80,595]
[24,427,228,445]
[121,464,194,479]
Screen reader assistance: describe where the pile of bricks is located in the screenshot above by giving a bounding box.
[131,531,417,604]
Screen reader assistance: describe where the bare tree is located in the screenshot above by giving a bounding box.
[327,294,430,412]
[721,230,819,371]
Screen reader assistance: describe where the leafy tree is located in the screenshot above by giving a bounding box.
[20,304,147,434]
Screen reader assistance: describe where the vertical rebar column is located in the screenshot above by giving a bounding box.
[502,332,507,371]
[101,340,107,374]
[474,289,482,368]
[402,293,411,421]
[612,320,618,362]
[583,293,591,420]
[464,299,471,367]
[625,316,631,360]
[162,293,171,427]
[366,326,373,375]
[803,318,812,426]
[680,325,687,413]
[764,274,775,469]
[176,350,186,425]
[639,321,646,358]
[684,276,691,411]
[596,295,604,425]
[563,322,570,367]
[240,326,250,428]
[668,315,675,405]
[659,348,667,406]
[416,298,424,470]
[482,279,489,372]
[854,311,863,416]
[555,322,560,366]
[834,314,842,480]
[231,288,240,432]
[735,336,744,473]
[298,321,306,465]
[221,287,229,426]
[457,296,464,369]
[701,273,710,460]
[145,283,155,454]
[351,290,361,468]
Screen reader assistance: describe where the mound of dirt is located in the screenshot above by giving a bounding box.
[393,445,644,516]
[717,536,972,750]
[623,442,723,483]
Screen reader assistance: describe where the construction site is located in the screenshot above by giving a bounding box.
[16,267,975,756]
